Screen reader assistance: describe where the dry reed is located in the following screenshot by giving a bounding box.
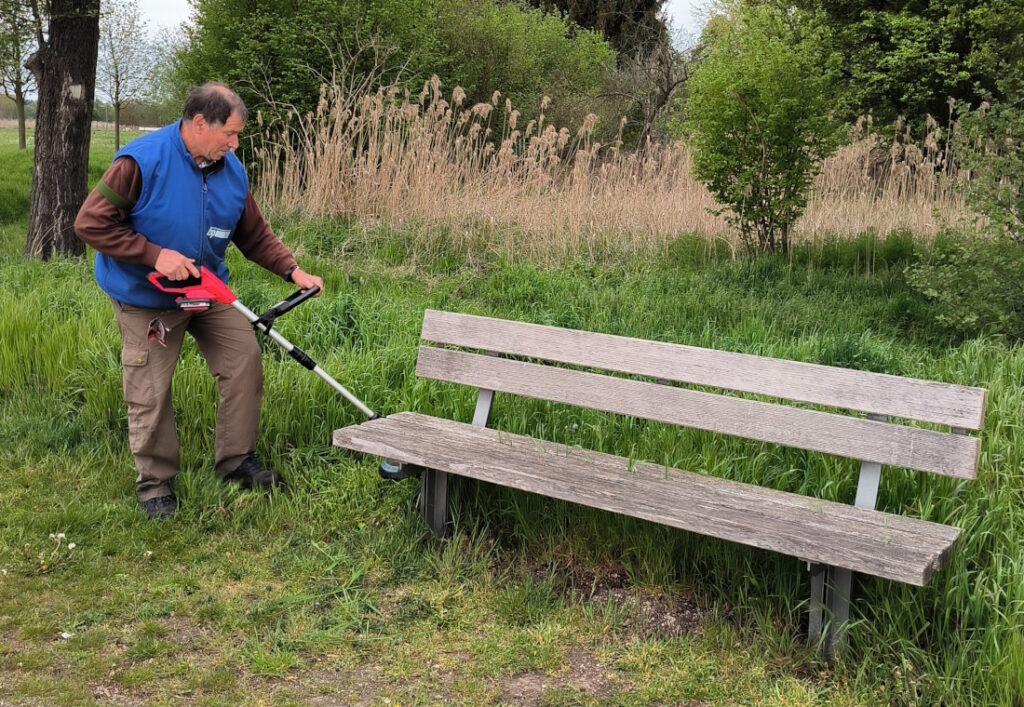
[253,78,974,259]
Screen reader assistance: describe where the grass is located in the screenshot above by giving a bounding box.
[1,126,1021,705]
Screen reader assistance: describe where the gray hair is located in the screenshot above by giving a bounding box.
[182,83,248,126]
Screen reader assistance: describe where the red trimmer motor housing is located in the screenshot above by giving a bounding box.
[147,267,238,312]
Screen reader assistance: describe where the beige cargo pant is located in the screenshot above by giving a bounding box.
[112,298,263,502]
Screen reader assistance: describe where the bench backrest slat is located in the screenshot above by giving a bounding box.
[421,310,987,430]
[416,346,980,479]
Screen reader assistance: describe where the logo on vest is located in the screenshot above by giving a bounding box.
[207,227,231,240]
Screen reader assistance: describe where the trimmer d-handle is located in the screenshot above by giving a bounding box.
[149,267,321,323]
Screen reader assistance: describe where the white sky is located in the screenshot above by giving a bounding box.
[663,0,709,41]
[136,0,709,38]
[136,0,192,31]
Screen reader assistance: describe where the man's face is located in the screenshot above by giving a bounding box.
[194,111,245,161]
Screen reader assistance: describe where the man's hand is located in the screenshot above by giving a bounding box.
[291,268,323,296]
[155,248,201,280]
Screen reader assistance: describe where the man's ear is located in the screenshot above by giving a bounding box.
[192,114,207,132]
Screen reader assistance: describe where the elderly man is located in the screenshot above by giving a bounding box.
[75,83,322,520]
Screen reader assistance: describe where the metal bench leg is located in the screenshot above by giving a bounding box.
[421,385,495,537]
[808,562,827,644]
[808,563,852,660]
[811,422,882,658]
[824,567,852,661]
[422,468,449,537]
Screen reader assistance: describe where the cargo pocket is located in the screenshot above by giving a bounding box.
[121,348,153,452]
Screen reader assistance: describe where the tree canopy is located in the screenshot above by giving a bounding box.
[526,0,669,57]
[172,0,616,135]
[783,0,1024,132]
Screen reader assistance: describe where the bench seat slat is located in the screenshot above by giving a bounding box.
[333,413,961,586]
[417,347,980,479]
[421,310,987,430]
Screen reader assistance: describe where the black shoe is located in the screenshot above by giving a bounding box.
[141,494,178,520]
[223,455,283,491]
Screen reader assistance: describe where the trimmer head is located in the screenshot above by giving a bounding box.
[378,459,423,481]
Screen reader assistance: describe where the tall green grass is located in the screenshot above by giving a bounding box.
[1,128,1021,704]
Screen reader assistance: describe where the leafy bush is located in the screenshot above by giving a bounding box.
[684,5,845,254]
[906,98,1024,340]
[906,234,1024,340]
[173,0,614,137]
[956,99,1024,241]
[435,0,614,129]
[790,0,1024,134]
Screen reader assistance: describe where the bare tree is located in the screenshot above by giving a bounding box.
[599,23,693,148]
[24,0,100,259]
[98,0,151,150]
[0,0,39,149]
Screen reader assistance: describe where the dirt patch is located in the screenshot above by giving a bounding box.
[565,648,613,696]
[530,556,628,598]
[526,553,703,642]
[592,587,702,641]
[156,615,213,651]
[87,683,145,705]
[501,648,614,705]
[258,666,381,706]
[502,671,551,705]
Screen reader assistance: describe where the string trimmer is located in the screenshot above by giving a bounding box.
[149,267,419,481]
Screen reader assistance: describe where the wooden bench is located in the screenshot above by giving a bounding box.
[333,310,986,656]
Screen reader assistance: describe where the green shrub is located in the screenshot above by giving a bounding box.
[435,0,614,127]
[684,5,846,255]
[906,234,1024,340]
[956,98,1024,242]
[906,97,1024,340]
[174,0,615,138]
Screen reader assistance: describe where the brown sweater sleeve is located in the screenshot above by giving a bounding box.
[232,193,298,279]
[74,157,163,267]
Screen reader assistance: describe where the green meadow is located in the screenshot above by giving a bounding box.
[1,127,1021,705]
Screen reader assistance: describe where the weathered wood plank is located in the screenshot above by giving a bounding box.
[421,310,987,430]
[333,413,961,586]
[416,347,981,479]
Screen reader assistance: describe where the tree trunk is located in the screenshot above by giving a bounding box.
[114,102,120,151]
[16,87,27,151]
[25,0,101,260]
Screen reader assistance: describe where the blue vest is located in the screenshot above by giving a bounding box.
[94,121,249,309]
